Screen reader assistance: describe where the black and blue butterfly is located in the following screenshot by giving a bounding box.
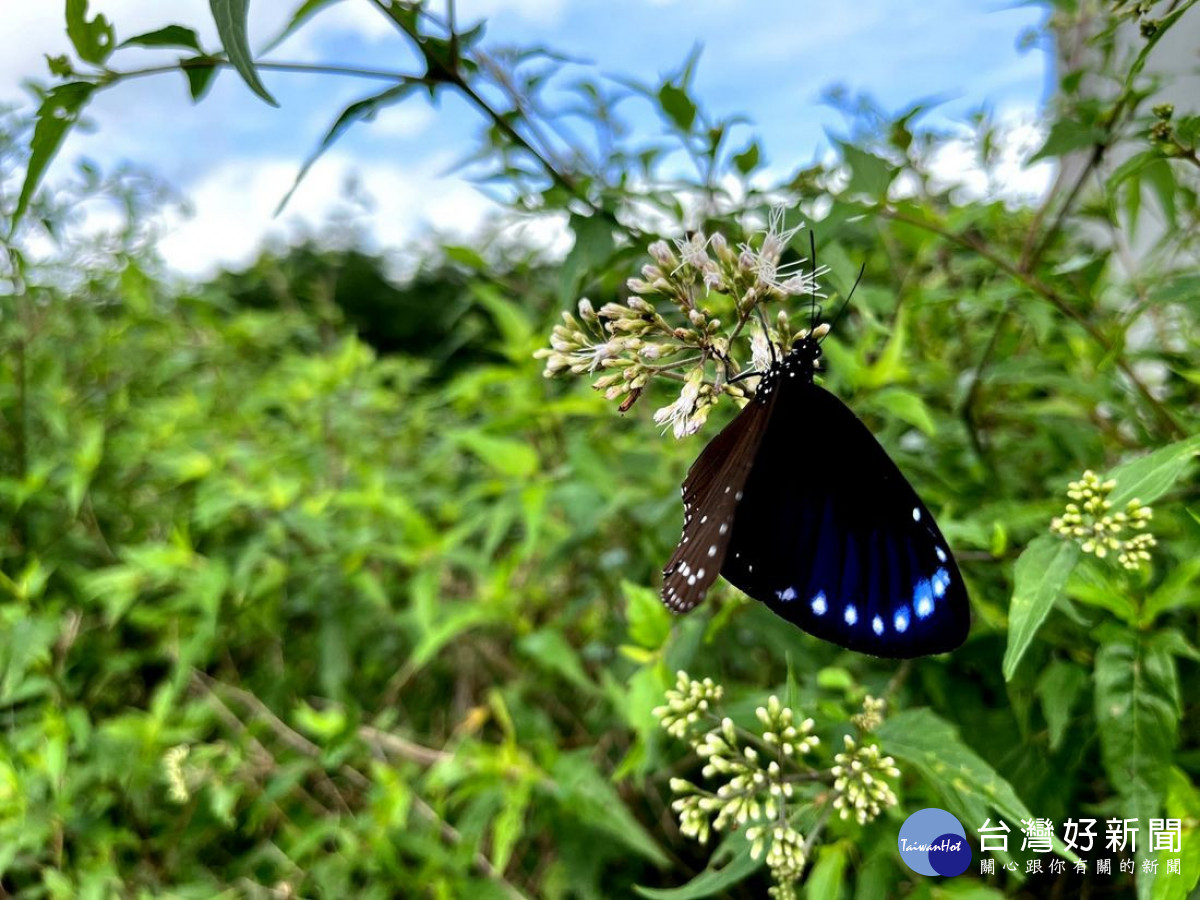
[661,299,970,659]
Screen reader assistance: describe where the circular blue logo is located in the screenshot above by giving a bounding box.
[898,808,971,877]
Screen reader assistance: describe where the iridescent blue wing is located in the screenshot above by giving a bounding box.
[720,381,970,658]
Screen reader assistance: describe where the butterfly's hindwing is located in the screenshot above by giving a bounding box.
[719,380,970,658]
[661,385,777,614]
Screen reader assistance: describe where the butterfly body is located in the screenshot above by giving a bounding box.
[662,338,970,658]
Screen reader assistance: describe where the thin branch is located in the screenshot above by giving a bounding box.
[881,207,1185,440]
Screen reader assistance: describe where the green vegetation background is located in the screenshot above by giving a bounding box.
[1,1,1198,897]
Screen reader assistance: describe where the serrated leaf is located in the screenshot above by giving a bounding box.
[1003,535,1080,680]
[209,0,278,106]
[10,82,97,237]
[276,82,415,213]
[1094,634,1179,824]
[66,0,115,65]
[634,832,758,899]
[120,26,202,51]
[1106,434,1200,507]
[878,708,1078,863]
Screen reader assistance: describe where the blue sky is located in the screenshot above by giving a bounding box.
[2,1,1053,275]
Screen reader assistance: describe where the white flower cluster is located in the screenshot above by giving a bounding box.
[831,735,901,825]
[536,208,828,434]
[1050,469,1156,569]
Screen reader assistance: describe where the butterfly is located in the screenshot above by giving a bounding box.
[660,317,970,659]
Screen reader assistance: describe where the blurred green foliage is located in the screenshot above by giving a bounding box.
[1,0,1199,898]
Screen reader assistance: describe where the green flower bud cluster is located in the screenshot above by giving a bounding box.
[830,735,901,825]
[655,672,902,895]
[1050,469,1155,569]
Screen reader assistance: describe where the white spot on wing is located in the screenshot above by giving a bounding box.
[872,616,884,636]
[811,592,827,615]
[844,604,858,626]
[936,546,947,563]
[912,507,921,522]
[708,544,717,557]
[894,608,910,633]
[776,586,797,602]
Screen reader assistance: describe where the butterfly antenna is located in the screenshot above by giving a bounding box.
[821,262,866,343]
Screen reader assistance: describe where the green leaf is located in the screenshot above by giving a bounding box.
[471,283,534,358]
[878,708,1078,863]
[66,0,115,64]
[490,782,530,874]
[560,213,616,303]
[1151,768,1200,900]
[840,142,895,198]
[1105,434,1200,507]
[182,57,220,100]
[1036,659,1088,751]
[11,82,98,238]
[634,832,758,898]
[1029,120,1105,163]
[658,83,697,132]
[733,142,761,174]
[1144,159,1178,231]
[805,840,850,899]
[276,83,415,213]
[261,0,346,54]
[872,387,936,436]
[209,0,279,106]
[1094,633,1179,824]
[516,629,593,693]
[451,430,539,479]
[120,26,202,51]
[1147,273,1200,306]
[1124,4,1192,89]
[624,581,672,650]
[1142,557,1200,624]
[551,751,670,867]
[1003,535,1080,681]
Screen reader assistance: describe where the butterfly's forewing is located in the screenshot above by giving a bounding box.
[661,385,778,613]
[720,380,970,658]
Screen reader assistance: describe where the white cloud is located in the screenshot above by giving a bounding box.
[928,114,1053,203]
[154,150,501,276]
